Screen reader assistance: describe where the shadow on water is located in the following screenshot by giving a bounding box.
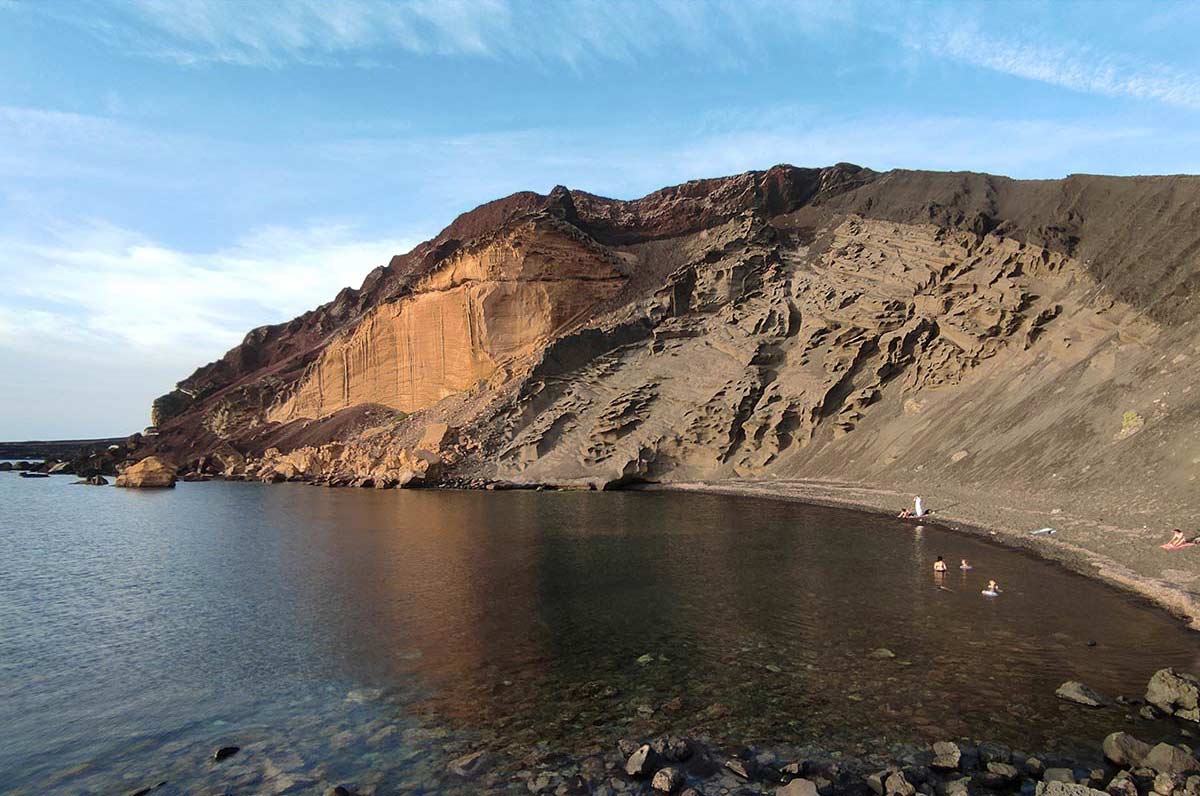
[1,477,1197,794]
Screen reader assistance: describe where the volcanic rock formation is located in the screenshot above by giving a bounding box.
[129,164,1200,527]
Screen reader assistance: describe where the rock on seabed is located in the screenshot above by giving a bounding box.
[1056,680,1106,707]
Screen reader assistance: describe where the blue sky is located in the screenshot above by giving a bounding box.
[2,0,1199,439]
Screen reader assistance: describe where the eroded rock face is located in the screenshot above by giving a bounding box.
[267,218,627,423]
[115,456,177,488]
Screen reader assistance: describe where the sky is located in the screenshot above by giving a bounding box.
[2,0,1199,439]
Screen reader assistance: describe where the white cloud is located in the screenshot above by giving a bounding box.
[910,23,1200,110]
[0,220,421,361]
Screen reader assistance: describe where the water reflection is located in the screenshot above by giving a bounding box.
[2,478,1198,795]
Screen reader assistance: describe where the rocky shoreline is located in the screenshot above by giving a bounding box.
[109,669,1200,796]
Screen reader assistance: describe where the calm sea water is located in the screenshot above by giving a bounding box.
[1,475,1197,795]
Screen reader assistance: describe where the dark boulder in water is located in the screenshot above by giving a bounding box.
[212,745,239,762]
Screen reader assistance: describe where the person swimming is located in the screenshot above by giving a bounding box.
[959,559,972,570]
[933,556,948,573]
[982,579,1000,596]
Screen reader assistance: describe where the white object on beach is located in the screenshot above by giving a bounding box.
[914,496,925,517]
[1029,527,1056,535]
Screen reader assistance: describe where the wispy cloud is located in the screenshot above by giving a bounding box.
[29,0,850,69]
[909,23,1200,110]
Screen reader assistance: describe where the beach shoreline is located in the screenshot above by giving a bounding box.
[635,478,1200,631]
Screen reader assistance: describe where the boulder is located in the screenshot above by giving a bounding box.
[1152,773,1179,796]
[1056,681,1106,707]
[886,771,916,796]
[1143,743,1200,775]
[115,457,177,488]
[1043,769,1076,783]
[867,770,891,795]
[1103,732,1153,768]
[988,763,1020,782]
[931,742,961,770]
[1146,669,1200,721]
[626,744,658,777]
[652,766,685,792]
[869,648,897,659]
[1107,771,1138,796]
[778,779,821,796]
[1035,782,1107,796]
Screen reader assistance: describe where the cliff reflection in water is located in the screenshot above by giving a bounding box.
[247,486,1198,754]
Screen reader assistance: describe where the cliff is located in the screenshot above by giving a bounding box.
[121,163,1200,613]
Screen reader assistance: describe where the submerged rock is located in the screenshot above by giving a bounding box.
[725,758,755,780]
[1056,681,1106,707]
[212,745,240,762]
[979,741,1012,765]
[448,750,490,779]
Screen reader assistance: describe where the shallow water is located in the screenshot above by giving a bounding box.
[1,476,1197,794]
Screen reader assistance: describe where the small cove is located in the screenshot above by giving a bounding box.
[2,477,1197,795]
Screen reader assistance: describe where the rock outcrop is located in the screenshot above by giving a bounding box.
[124,164,1200,553]
[115,456,177,488]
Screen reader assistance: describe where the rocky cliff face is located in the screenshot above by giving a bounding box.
[135,164,1200,522]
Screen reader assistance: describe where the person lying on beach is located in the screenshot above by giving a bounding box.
[933,556,948,573]
[1161,529,1195,550]
[960,559,972,570]
[898,508,912,518]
